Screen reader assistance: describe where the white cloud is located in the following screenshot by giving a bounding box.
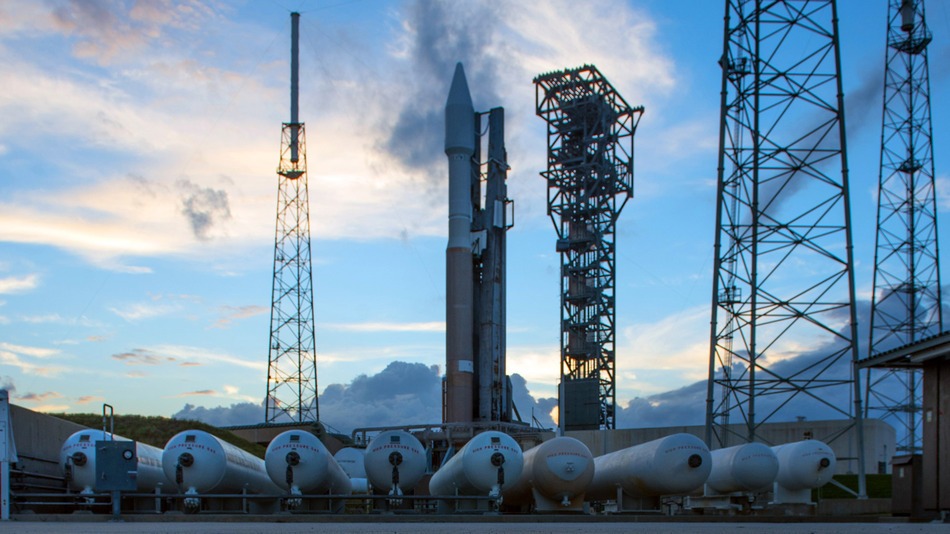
[150,344,264,371]
[506,344,560,399]
[0,342,60,359]
[0,0,679,269]
[110,301,182,321]
[322,321,444,333]
[222,384,258,403]
[31,404,71,413]
[212,305,268,329]
[616,305,712,399]
[0,351,67,377]
[0,273,39,294]
[936,175,950,211]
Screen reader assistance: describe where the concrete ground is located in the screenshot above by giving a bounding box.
[0,520,947,534]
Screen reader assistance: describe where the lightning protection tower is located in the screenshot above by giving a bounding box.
[265,12,319,424]
[535,65,643,431]
[864,0,941,455]
[704,1,865,492]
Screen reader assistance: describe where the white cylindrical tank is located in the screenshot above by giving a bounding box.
[504,436,594,510]
[705,442,778,494]
[334,447,366,479]
[60,429,171,494]
[162,430,279,496]
[364,430,426,494]
[772,440,835,491]
[587,433,711,501]
[429,431,523,498]
[264,430,350,495]
[334,447,369,493]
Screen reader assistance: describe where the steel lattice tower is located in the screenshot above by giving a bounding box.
[703,1,865,489]
[864,0,941,454]
[535,66,643,431]
[265,13,319,424]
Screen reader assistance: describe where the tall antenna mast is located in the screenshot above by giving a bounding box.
[265,12,319,424]
[703,0,865,496]
[864,0,941,454]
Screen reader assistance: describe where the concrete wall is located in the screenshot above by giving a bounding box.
[9,404,87,478]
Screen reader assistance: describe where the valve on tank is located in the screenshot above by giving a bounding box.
[388,450,405,505]
[284,451,303,510]
[176,453,200,513]
[489,450,505,508]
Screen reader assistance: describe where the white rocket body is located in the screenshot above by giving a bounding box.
[444,62,476,424]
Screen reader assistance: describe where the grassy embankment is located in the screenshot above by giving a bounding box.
[53,413,266,458]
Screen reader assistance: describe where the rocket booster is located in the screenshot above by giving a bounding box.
[444,63,475,423]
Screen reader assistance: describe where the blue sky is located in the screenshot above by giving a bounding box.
[1,0,949,433]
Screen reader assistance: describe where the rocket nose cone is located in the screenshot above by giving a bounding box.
[445,62,475,154]
[447,63,473,109]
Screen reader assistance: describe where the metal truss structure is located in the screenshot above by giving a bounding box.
[535,65,643,431]
[265,13,319,424]
[865,0,941,454]
[472,108,515,423]
[265,122,319,425]
[703,1,864,487]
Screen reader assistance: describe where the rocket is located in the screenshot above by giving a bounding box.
[444,63,476,423]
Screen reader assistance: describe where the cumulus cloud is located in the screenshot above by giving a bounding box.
[177,179,232,240]
[0,0,679,264]
[509,373,556,429]
[171,360,553,433]
[174,401,264,427]
[318,361,443,432]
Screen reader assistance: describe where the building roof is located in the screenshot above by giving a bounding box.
[858,330,950,369]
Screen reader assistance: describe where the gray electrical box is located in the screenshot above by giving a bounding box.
[94,440,137,492]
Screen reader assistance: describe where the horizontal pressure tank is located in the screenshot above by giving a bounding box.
[162,430,279,496]
[504,436,595,511]
[705,442,779,494]
[334,447,366,478]
[60,429,171,494]
[264,430,350,495]
[772,439,836,491]
[334,447,369,493]
[364,430,426,494]
[587,433,711,501]
[429,431,523,498]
